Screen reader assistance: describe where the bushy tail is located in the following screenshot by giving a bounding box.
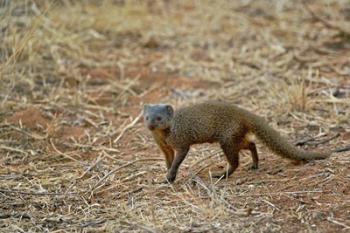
[246,113,330,160]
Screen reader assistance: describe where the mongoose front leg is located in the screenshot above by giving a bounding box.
[212,142,240,179]
[157,140,174,169]
[166,146,190,183]
[248,142,259,170]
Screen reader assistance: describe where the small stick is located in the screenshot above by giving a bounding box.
[7,124,48,140]
[88,158,163,193]
[295,133,339,146]
[80,219,107,228]
[327,217,350,229]
[333,144,350,153]
[302,1,350,36]
[262,199,280,211]
[77,154,104,179]
[232,56,261,70]
[50,139,83,163]
[308,133,340,146]
[0,188,80,196]
[235,190,327,197]
[113,112,142,144]
[295,137,315,146]
[0,145,27,154]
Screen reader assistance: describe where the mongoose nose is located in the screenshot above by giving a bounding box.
[148,125,155,130]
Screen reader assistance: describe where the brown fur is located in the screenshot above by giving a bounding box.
[143,101,330,183]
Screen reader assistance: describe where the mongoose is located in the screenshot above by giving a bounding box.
[143,101,330,183]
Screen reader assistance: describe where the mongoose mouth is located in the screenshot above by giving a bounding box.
[148,125,156,130]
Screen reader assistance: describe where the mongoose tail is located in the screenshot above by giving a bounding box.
[247,113,331,160]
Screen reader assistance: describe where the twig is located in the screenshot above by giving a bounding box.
[333,144,350,153]
[118,187,144,199]
[327,217,350,229]
[113,112,142,144]
[6,124,48,140]
[232,56,261,70]
[80,219,107,228]
[303,1,350,36]
[0,188,80,196]
[310,133,340,146]
[306,133,339,146]
[77,154,104,179]
[0,145,27,154]
[295,133,339,146]
[235,190,327,197]
[88,158,163,193]
[50,139,83,163]
[295,137,315,146]
[262,199,280,211]
[120,220,157,233]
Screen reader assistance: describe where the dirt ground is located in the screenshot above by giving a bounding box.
[0,0,349,232]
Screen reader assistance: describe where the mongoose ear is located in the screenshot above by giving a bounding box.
[143,104,150,112]
[165,105,174,117]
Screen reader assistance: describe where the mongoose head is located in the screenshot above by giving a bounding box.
[143,104,174,131]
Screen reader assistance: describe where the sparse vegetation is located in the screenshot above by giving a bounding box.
[0,0,349,232]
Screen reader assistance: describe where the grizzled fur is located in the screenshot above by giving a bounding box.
[143,101,330,183]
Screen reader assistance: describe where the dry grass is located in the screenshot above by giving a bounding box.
[0,0,350,232]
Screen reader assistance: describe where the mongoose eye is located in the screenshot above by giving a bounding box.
[156,116,162,121]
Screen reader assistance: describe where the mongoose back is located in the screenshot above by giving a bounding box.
[143,101,330,183]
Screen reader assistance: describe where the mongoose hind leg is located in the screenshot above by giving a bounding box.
[166,146,190,183]
[248,142,259,170]
[212,142,240,179]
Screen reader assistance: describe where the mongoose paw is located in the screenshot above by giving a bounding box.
[211,172,227,179]
[249,164,258,170]
[166,173,176,183]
